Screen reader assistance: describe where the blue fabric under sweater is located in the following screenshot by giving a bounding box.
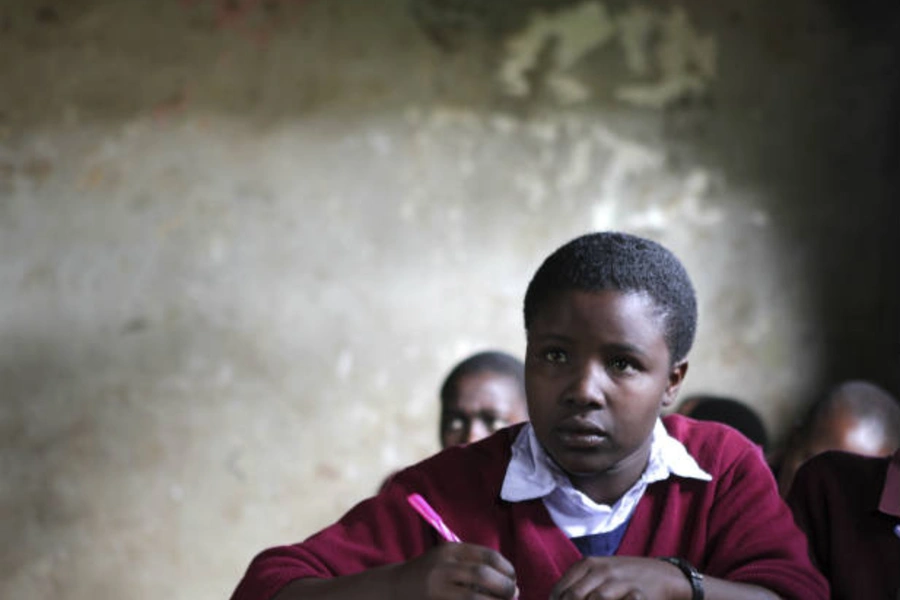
[569,518,632,557]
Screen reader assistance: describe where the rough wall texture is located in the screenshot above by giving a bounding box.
[1,0,898,599]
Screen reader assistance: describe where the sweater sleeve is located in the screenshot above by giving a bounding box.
[227,428,520,600]
[228,478,432,600]
[702,440,829,599]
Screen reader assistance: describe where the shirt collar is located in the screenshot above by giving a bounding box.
[501,418,711,504]
[878,449,900,517]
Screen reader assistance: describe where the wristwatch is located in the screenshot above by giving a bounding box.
[659,557,704,600]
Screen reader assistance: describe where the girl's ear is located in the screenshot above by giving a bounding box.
[661,360,689,408]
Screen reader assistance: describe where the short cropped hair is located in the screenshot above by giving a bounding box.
[523,231,698,363]
[439,350,526,407]
[682,395,770,451]
[812,380,900,446]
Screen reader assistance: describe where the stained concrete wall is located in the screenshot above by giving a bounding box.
[1,1,898,599]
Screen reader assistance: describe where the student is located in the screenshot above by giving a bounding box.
[378,351,528,492]
[230,232,828,600]
[786,449,900,599]
[675,394,770,453]
[438,350,528,448]
[775,380,900,497]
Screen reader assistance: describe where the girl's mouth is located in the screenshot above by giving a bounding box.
[556,424,608,449]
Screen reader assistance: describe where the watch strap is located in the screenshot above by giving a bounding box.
[659,557,704,600]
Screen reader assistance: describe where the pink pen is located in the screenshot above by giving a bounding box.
[407,493,520,599]
[406,493,461,542]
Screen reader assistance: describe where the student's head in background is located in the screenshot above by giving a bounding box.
[439,350,528,448]
[777,379,900,496]
[676,394,770,452]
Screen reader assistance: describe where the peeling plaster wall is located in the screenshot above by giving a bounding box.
[1,1,898,599]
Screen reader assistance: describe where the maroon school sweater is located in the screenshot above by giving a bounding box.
[787,450,900,600]
[231,415,828,600]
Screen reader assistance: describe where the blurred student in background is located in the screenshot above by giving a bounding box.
[787,448,900,599]
[438,350,528,448]
[379,350,529,492]
[675,394,770,453]
[775,379,900,497]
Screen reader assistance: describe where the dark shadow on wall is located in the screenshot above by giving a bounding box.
[655,0,900,401]
[769,2,900,397]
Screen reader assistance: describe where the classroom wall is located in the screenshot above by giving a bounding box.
[2,0,898,598]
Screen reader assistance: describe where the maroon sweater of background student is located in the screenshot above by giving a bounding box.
[787,450,900,600]
[230,415,828,600]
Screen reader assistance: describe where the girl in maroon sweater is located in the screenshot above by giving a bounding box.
[230,232,827,600]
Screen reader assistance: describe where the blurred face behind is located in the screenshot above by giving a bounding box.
[440,372,528,448]
[524,289,686,504]
[778,407,897,496]
[808,410,893,456]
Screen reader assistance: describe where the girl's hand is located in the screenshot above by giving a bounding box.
[392,542,519,600]
[550,556,690,600]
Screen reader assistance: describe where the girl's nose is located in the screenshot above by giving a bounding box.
[566,360,606,407]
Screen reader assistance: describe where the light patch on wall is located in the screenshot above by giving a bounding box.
[497,2,716,108]
[410,108,721,228]
[498,2,616,103]
[399,200,418,223]
[380,444,400,468]
[348,403,381,429]
[593,127,665,219]
[526,120,560,143]
[622,169,723,231]
[458,156,476,177]
[427,106,481,130]
[591,202,617,231]
[546,75,592,105]
[373,369,390,391]
[206,236,227,264]
[513,170,549,211]
[616,5,655,75]
[557,138,593,191]
[615,6,717,109]
[395,105,736,262]
[168,484,184,503]
[366,131,393,157]
[335,349,354,380]
[398,186,428,224]
[489,114,518,135]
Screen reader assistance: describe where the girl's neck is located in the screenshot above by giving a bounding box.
[569,441,653,506]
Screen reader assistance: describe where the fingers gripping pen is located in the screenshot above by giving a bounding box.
[406,493,519,599]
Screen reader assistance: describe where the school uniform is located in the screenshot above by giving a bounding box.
[787,449,900,600]
[230,414,828,600]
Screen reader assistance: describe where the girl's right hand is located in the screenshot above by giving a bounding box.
[391,542,519,599]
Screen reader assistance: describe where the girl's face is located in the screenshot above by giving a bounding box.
[525,289,686,502]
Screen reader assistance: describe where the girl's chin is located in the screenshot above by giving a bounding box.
[549,451,619,478]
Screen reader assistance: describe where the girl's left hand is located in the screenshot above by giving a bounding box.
[550,556,691,600]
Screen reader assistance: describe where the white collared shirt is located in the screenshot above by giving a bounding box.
[501,419,712,538]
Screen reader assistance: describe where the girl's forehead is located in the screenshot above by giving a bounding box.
[530,289,662,326]
[527,289,670,350]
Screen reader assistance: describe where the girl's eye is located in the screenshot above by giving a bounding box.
[609,357,636,372]
[543,349,568,363]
